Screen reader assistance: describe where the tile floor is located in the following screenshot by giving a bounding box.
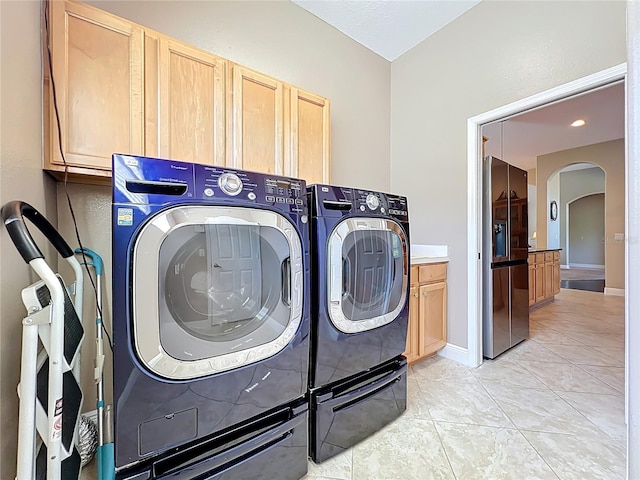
[303,289,626,480]
[80,289,625,480]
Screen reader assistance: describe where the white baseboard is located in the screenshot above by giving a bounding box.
[561,265,570,269]
[604,287,625,296]
[569,263,605,269]
[438,343,470,366]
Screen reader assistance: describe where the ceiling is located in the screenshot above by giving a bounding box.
[291,0,481,61]
[290,1,624,169]
[483,82,625,171]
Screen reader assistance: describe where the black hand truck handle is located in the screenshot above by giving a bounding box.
[1,201,74,263]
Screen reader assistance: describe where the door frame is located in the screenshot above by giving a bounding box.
[466,63,626,368]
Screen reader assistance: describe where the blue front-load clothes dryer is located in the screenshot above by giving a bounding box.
[111,154,310,480]
[307,184,410,463]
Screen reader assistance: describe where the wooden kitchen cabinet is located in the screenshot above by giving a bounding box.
[529,250,561,309]
[404,263,448,364]
[544,253,554,298]
[45,0,144,179]
[553,251,561,295]
[144,34,227,165]
[404,286,421,364]
[528,261,536,306]
[43,1,331,183]
[285,88,331,184]
[230,65,284,175]
[534,253,545,303]
[418,281,447,357]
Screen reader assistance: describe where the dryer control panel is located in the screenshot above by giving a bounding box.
[312,184,408,221]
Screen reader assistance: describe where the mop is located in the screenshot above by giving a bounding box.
[76,248,114,480]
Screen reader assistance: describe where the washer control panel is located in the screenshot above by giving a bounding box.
[366,193,380,211]
[264,178,304,208]
[218,172,243,196]
[194,164,306,214]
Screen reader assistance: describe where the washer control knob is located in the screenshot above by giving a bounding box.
[218,173,243,196]
[247,192,256,201]
[366,194,380,210]
[203,188,214,197]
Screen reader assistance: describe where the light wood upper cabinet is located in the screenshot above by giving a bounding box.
[286,88,330,185]
[43,2,331,182]
[146,35,226,165]
[230,66,284,175]
[46,1,143,175]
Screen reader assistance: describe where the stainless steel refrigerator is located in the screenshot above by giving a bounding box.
[483,156,529,359]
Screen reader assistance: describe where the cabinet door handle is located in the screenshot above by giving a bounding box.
[413,293,419,298]
[422,291,428,297]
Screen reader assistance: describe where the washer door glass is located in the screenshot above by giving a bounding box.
[327,218,408,333]
[133,206,303,380]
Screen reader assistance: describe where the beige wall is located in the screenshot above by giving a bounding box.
[0,1,58,478]
[391,1,626,348]
[537,140,625,290]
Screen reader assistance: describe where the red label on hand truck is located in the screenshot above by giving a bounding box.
[52,398,63,442]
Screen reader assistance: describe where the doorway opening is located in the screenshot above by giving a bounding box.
[467,65,628,478]
[466,64,626,367]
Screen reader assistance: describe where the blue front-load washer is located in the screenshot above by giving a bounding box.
[112,154,309,480]
[307,184,410,463]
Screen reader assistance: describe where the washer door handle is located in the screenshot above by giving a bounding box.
[281,257,291,306]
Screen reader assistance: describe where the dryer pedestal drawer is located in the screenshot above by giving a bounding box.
[117,402,309,480]
[309,357,407,463]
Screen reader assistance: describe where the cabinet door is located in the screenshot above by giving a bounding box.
[544,261,554,298]
[535,264,545,302]
[231,66,283,175]
[403,286,420,363]
[47,1,143,172]
[286,88,330,184]
[419,282,447,358]
[553,259,561,295]
[150,37,226,165]
[528,265,536,306]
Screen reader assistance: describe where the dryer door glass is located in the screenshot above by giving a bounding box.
[132,206,304,379]
[327,218,408,334]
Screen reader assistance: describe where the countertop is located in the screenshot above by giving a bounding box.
[410,244,449,265]
[528,248,563,253]
[410,255,449,265]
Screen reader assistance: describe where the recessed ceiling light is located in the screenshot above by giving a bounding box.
[571,119,586,127]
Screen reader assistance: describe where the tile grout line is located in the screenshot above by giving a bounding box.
[515,357,620,396]
[431,419,460,480]
[517,429,563,480]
